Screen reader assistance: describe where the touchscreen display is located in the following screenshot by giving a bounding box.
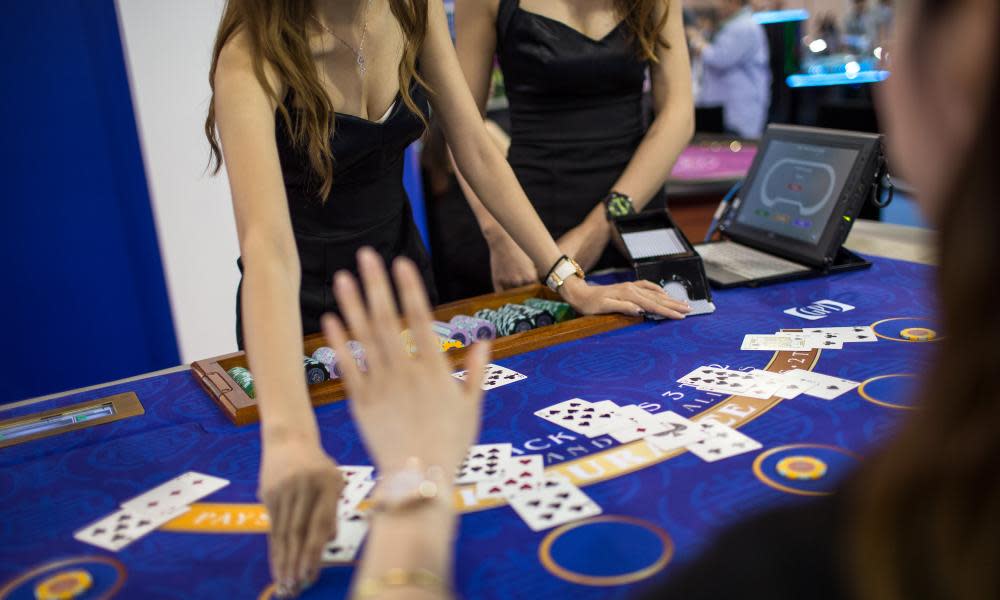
[734,140,859,244]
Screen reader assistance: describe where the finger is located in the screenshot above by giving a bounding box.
[299,483,339,587]
[322,313,365,396]
[633,281,692,313]
[284,478,313,593]
[357,248,407,366]
[265,491,293,590]
[627,287,685,320]
[393,258,445,365]
[332,269,383,371]
[632,285,689,314]
[602,298,644,317]
[463,341,491,402]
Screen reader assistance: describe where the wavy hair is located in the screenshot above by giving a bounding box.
[204,0,429,199]
[616,0,672,60]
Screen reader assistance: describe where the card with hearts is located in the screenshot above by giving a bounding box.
[476,454,545,500]
[74,505,189,552]
[120,472,229,518]
[507,474,601,532]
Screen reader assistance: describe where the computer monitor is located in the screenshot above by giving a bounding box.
[719,124,883,268]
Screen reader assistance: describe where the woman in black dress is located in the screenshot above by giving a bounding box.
[205,0,688,593]
[455,0,694,289]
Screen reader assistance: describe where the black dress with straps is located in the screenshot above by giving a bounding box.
[496,0,667,269]
[235,85,435,348]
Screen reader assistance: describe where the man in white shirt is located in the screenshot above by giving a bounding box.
[688,0,772,139]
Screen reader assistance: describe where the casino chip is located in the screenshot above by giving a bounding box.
[303,357,329,385]
[226,366,255,399]
[900,327,937,342]
[34,569,93,599]
[776,455,828,481]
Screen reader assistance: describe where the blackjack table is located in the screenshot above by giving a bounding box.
[0,254,936,599]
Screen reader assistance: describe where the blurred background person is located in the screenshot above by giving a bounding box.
[687,0,771,139]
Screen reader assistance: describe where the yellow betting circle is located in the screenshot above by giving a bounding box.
[775,455,828,481]
[538,515,674,587]
[870,317,943,343]
[753,444,862,497]
[0,556,126,600]
[858,374,919,410]
[34,569,92,599]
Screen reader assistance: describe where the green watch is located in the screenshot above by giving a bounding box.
[603,191,636,220]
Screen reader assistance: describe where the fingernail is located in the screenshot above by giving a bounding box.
[275,582,294,598]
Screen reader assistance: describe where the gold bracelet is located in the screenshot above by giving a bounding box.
[351,568,453,599]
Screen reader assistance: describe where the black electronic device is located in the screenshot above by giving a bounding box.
[696,124,881,288]
[610,210,715,314]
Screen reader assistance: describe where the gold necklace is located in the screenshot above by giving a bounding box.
[313,0,373,76]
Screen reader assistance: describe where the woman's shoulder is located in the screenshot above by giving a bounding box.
[214,29,285,104]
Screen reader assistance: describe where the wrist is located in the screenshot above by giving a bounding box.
[261,420,319,447]
[557,273,588,303]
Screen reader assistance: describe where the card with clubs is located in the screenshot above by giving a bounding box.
[75,505,189,552]
[476,454,545,500]
[741,334,810,351]
[322,510,369,563]
[534,399,622,436]
[677,367,780,399]
[802,326,877,343]
[453,364,527,390]
[644,411,708,452]
[608,405,670,444]
[507,474,601,532]
[776,330,844,349]
[784,369,859,400]
[753,369,817,399]
[455,443,512,485]
[121,471,229,518]
[685,420,762,463]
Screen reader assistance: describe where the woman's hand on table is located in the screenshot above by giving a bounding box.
[322,247,491,477]
[258,436,344,598]
[485,228,538,292]
[558,275,691,320]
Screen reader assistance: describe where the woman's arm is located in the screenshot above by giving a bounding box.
[213,32,343,596]
[450,0,537,290]
[422,0,690,319]
[558,0,695,270]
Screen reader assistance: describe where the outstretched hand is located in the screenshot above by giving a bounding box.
[322,248,492,477]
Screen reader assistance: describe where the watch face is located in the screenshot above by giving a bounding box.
[607,195,633,217]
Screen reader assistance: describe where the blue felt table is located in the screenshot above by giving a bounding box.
[0,257,936,599]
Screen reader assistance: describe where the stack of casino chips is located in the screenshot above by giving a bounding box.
[431,321,472,347]
[523,298,574,323]
[474,307,533,337]
[227,366,256,399]
[303,356,330,384]
[450,315,496,342]
[501,302,554,328]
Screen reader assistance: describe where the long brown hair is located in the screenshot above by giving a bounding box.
[852,2,1000,599]
[204,0,429,199]
[616,0,671,61]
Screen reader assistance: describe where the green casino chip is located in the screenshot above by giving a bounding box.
[227,367,256,399]
[523,298,574,323]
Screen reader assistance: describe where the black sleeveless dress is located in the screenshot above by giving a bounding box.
[496,0,667,270]
[235,84,436,348]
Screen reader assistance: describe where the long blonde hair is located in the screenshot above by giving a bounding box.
[204,0,429,199]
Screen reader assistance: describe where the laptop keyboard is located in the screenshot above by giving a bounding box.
[695,241,811,283]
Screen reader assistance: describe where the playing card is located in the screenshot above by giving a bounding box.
[453,364,527,390]
[776,330,844,349]
[507,474,601,532]
[339,478,375,515]
[74,505,189,552]
[121,472,229,518]
[322,510,369,563]
[760,369,819,399]
[644,411,707,452]
[534,398,623,436]
[476,454,545,500]
[741,334,809,351]
[685,420,762,463]
[338,465,374,483]
[802,326,877,343]
[455,443,512,485]
[677,367,780,399]
[608,405,669,443]
[785,369,859,400]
